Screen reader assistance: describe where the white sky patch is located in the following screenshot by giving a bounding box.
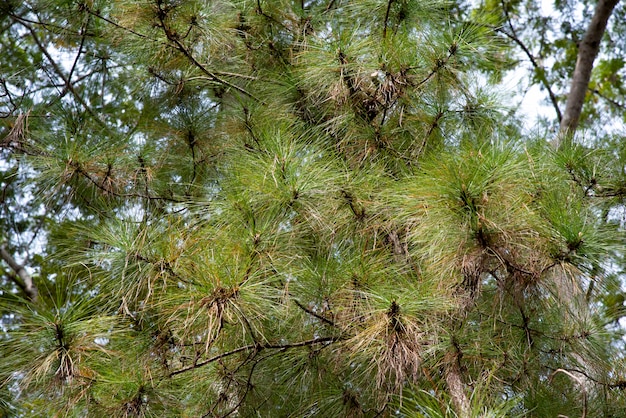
[501,64,557,129]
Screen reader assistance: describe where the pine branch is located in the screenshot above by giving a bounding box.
[414,48,457,91]
[213,350,264,418]
[544,365,607,387]
[86,7,164,44]
[89,4,263,99]
[416,110,444,158]
[154,1,262,103]
[383,0,395,39]
[324,0,337,12]
[67,159,186,203]
[0,77,19,118]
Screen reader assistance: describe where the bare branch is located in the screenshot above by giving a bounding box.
[169,336,339,377]
[498,0,562,122]
[12,17,109,131]
[590,87,626,110]
[294,299,337,327]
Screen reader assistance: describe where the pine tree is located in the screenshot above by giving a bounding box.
[1,1,626,417]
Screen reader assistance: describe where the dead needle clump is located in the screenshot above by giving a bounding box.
[346,299,425,392]
[200,286,240,311]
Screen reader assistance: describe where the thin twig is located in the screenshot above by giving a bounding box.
[86,7,163,44]
[14,18,109,130]
[68,15,90,82]
[497,0,562,122]
[590,87,626,110]
[294,299,337,327]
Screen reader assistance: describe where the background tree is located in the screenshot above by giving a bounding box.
[479,0,626,135]
[1,0,625,417]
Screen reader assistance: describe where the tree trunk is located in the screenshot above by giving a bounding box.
[558,0,620,142]
[445,349,471,418]
[1,245,37,301]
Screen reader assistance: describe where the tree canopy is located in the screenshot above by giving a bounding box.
[1,0,626,417]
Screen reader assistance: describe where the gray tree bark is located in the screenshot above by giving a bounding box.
[1,245,37,301]
[558,0,620,142]
[445,349,471,418]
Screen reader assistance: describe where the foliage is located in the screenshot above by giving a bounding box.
[1,0,626,417]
